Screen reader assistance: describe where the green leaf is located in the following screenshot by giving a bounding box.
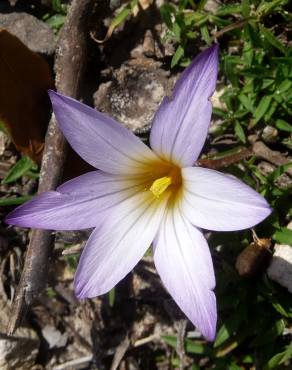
[45,14,66,30]
[172,22,181,41]
[252,95,273,126]
[242,41,253,66]
[271,297,292,319]
[161,336,211,356]
[264,351,286,369]
[271,57,292,66]
[0,195,33,206]
[268,162,292,182]
[200,25,211,45]
[242,0,250,17]
[224,57,238,87]
[3,156,36,184]
[161,335,177,348]
[108,287,115,307]
[256,0,288,18]
[216,4,242,16]
[160,4,175,29]
[197,0,208,11]
[275,119,292,132]
[238,94,254,112]
[260,26,286,54]
[112,7,131,28]
[171,45,184,68]
[264,342,292,369]
[234,121,246,143]
[185,339,210,355]
[273,228,292,245]
[277,79,292,94]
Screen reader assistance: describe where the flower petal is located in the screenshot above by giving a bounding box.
[74,191,169,298]
[181,167,272,231]
[150,44,219,166]
[153,205,216,341]
[49,91,160,174]
[5,171,149,230]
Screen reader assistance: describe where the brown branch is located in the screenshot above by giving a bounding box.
[7,0,95,335]
[197,141,291,175]
[198,147,253,169]
[212,17,253,40]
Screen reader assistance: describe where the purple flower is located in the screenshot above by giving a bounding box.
[6,45,271,341]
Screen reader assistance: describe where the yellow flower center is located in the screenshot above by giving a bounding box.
[149,166,182,198]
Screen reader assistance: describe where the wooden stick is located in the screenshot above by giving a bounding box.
[7,0,95,335]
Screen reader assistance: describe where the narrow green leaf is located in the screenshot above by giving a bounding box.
[160,4,175,29]
[172,22,181,41]
[238,94,254,112]
[200,25,211,45]
[275,119,292,132]
[256,0,288,18]
[260,26,286,54]
[269,162,292,182]
[271,57,292,65]
[111,7,131,28]
[216,4,242,16]
[264,342,292,370]
[171,45,184,68]
[0,195,33,206]
[277,79,292,94]
[197,0,208,10]
[212,107,228,118]
[235,121,246,143]
[242,41,253,66]
[273,228,292,245]
[108,287,115,307]
[185,339,210,355]
[224,57,238,87]
[271,297,292,319]
[161,335,177,348]
[3,156,36,184]
[242,0,250,17]
[252,95,273,126]
[45,14,66,30]
[264,351,286,369]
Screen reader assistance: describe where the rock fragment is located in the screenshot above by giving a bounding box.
[267,221,292,293]
[0,299,39,370]
[94,58,174,133]
[0,12,56,55]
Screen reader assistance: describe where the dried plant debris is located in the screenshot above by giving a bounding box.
[0,30,54,163]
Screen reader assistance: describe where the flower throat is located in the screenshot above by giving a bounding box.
[150,166,182,198]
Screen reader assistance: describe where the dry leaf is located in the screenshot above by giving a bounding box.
[235,231,272,277]
[0,29,54,163]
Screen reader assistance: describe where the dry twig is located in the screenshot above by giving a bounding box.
[198,147,253,169]
[176,319,187,370]
[7,0,95,335]
[110,335,131,370]
[53,355,93,370]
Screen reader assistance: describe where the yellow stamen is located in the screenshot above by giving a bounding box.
[150,176,172,198]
